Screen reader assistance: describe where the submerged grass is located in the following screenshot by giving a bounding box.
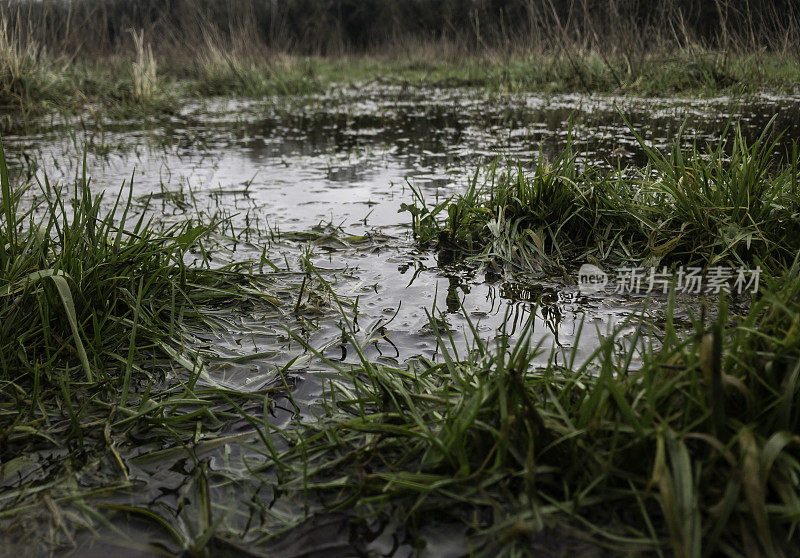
[239,260,800,556]
[404,117,800,275]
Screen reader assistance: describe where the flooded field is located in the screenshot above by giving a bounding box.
[7,87,800,358]
[3,86,800,555]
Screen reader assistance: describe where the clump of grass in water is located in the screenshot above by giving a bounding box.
[403,118,800,274]
[0,140,244,383]
[241,263,800,556]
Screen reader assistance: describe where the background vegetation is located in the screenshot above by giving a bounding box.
[4,0,800,58]
[2,0,800,112]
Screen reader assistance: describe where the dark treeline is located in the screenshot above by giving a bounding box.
[3,0,800,57]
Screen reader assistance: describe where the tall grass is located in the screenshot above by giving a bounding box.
[0,15,59,109]
[3,0,800,58]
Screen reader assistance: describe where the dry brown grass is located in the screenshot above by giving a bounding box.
[0,14,59,107]
[129,29,158,102]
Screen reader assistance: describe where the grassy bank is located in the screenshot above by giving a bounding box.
[3,0,800,116]
[3,50,800,116]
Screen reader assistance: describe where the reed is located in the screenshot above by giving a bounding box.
[129,29,158,103]
[0,14,59,110]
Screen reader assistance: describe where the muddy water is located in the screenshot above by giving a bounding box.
[4,86,800,555]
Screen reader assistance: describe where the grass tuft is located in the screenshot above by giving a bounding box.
[129,29,159,104]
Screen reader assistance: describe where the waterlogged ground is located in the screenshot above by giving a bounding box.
[3,86,800,555]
